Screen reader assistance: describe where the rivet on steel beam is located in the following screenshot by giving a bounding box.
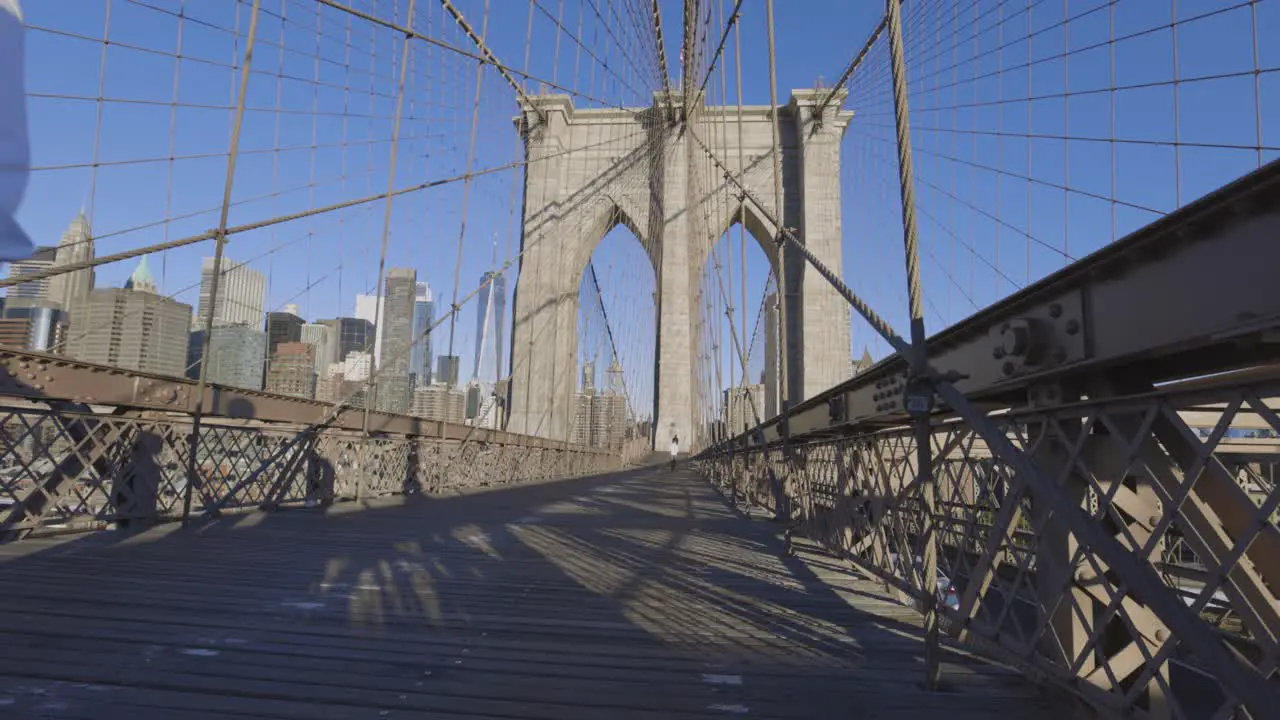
[1065,319,1080,335]
[1048,303,1063,319]
[1001,361,1015,377]
[1148,514,1160,526]
[1154,628,1168,642]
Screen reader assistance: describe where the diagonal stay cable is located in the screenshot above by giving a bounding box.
[0,123,657,291]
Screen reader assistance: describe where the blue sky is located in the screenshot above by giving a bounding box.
[12,0,1280,422]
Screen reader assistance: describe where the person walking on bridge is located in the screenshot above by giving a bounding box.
[669,434,679,472]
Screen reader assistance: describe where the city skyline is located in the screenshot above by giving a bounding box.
[0,207,654,428]
[3,215,518,399]
[0,209,502,420]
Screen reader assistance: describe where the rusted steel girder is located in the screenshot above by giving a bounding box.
[0,348,608,454]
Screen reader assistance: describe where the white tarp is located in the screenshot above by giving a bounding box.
[0,0,33,263]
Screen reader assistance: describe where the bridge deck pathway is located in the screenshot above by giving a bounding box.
[0,463,1050,719]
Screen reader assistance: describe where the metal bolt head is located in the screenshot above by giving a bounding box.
[1001,361,1015,376]
[993,346,1005,359]
[1000,324,1030,357]
[1048,303,1063,319]
[1065,319,1080,335]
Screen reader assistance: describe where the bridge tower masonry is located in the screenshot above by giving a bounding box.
[506,88,853,451]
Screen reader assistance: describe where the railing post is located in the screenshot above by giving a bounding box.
[885,0,941,689]
[182,0,262,525]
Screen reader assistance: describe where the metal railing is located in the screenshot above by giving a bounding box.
[0,350,620,540]
[700,365,1280,719]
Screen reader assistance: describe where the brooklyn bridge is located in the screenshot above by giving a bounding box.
[0,1,1276,717]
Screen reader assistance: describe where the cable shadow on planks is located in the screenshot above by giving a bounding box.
[0,459,1050,719]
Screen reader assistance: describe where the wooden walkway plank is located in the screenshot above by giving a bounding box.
[0,465,1052,718]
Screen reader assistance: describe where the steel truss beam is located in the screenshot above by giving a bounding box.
[701,362,1280,718]
[730,157,1280,446]
[0,348,606,454]
[0,400,618,541]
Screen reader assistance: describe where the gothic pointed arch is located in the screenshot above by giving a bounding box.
[507,88,853,448]
[568,195,658,291]
[703,197,781,278]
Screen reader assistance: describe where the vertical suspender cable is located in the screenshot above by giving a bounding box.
[885,0,940,690]
[763,0,791,522]
[446,0,491,376]
[363,0,420,438]
[183,0,263,524]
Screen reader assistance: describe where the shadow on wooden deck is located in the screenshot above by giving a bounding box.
[0,462,1052,719]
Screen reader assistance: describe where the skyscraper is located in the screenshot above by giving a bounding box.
[436,354,460,387]
[67,257,190,376]
[723,384,765,435]
[196,256,266,330]
[3,245,64,352]
[411,383,465,424]
[265,311,303,356]
[265,342,316,399]
[0,303,65,352]
[571,360,626,449]
[318,317,373,363]
[5,245,57,300]
[300,323,337,377]
[605,358,625,396]
[188,324,266,390]
[473,270,507,382]
[375,268,416,413]
[47,213,94,311]
[764,292,779,420]
[410,282,434,387]
[354,293,384,367]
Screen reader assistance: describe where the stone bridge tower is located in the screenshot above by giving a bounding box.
[506,89,853,450]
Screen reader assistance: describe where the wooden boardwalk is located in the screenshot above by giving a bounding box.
[0,464,1050,719]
